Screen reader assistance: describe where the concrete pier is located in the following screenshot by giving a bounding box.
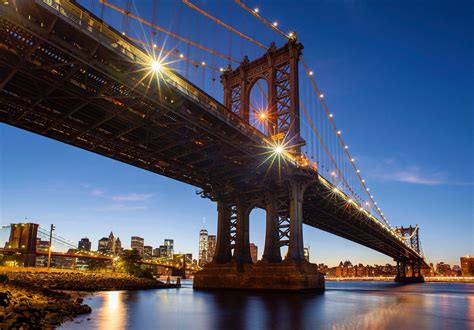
[193,260,325,291]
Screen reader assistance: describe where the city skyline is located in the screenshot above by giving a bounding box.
[1,0,472,267]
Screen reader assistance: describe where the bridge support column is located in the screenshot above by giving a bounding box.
[213,201,233,264]
[233,197,252,264]
[394,258,424,283]
[262,191,282,262]
[287,180,306,261]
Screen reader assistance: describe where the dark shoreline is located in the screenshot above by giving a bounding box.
[0,267,177,328]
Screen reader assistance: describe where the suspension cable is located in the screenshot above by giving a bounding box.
[300,102,358,201]
[234,0,290,39]
[98,0,240,64]
[301,57,389,225]
[182,0,266,49]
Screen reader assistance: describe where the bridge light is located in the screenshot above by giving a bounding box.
[201,61,206,66]
[309,71,314,76]
[333,188,339,193]
[337,130,341,135]
[351,158,355,162]
[179,53,184,58]
[151,60,162,72]
[259,112,267,120]
[361,179,365,182]
[254,7,259,13]
[273,21,278,27]
[345,145,349,149]
[330,171,336,177]
[366,188,370,191]
[219,67,224,72]
[153,44,157,48]
[329,113,333,118]
[320,94,324,98]
[356,169,360,173]
[275,145,284,154]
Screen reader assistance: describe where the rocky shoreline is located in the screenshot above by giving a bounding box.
[0,268,175,328]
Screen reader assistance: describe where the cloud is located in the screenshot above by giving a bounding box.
[91,188,106,197]
[379,168,445,185]
[111,193,153,202]
[95,204,147,212]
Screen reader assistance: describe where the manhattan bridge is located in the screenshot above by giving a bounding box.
[0,0,428,290]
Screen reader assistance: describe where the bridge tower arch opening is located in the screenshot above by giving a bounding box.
[248,78,269,135]
[221,39,305,151]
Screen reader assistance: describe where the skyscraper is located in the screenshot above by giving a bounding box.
[115,237,122,254]
[164,239,174,258]
[144,245,153,259]
[108,232,115,255]
[250,243,258,263]
[131,236,145,255]
[199,229,208,266]
[98,237,109,253]
[78,237,91,251]
[207,234,216,263]
[304,247,310,262]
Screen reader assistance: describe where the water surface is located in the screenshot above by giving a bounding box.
[62,280,474,329]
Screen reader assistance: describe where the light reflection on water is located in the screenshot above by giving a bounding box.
[62,281,474,329]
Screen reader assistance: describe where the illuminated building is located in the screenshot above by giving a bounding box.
[144,245,153,259]
[78,237,91,251]
[115,237,122,254]
[303,247,310,262]
[250,243,258,263]
[461,256,474,276]
[98,237,109,253]
[207,235,216,263]
[164,239,174,258]
[199,229,208,266]
[131,236,145,255]
[153,248,161,257]
[436,262,451,276]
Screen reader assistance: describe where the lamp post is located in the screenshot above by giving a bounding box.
[47,224,55,270]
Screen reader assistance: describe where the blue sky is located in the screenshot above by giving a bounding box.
[1,0,472,266]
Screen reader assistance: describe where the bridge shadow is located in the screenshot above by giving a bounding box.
[200,289,324,330]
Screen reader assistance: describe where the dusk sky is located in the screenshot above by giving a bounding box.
[1,0,472,266]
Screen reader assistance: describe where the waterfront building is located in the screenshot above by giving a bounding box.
[460,256,474,276]
[303,247,310,262]
[107,232,115,255]
[153,248,161,257]
[115,237,122,254]
[250,243,258,263]
[144,245,153,259]
[159,245,167,258]
[131,236,145,255]
[199,229,208,266]
[36,238,50,252]
[207,235,216,262]
[164,239,174,258]
[78,237,91,251]
[436,262,451,276]
[98,237,109,253]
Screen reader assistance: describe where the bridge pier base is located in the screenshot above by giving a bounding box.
[394,259,425,283]
[193,260,324,291]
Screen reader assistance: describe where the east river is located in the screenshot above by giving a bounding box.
[62,280,474,329]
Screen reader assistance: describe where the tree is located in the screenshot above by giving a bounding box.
[120,249,142,275]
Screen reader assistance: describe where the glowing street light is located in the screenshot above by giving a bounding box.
[259,112,267,121]
[275,145,284,154]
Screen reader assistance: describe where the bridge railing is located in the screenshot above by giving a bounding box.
[35,0,283,159]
